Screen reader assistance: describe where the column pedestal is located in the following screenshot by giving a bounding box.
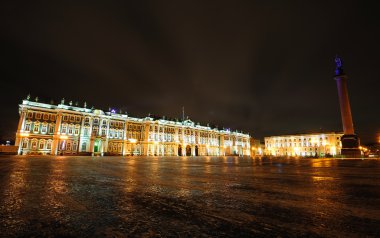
[340,134,361,157]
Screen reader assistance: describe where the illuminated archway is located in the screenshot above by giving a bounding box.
[186,145,191,156]
[178,144,182,156]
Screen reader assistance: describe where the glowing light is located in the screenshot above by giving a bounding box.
[129,138,137,143]
[20,132,30,137]
[60,135,68,140]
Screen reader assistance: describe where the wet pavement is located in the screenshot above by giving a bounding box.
[0,156,380,237]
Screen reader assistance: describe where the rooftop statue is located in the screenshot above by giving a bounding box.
[335,55,344,76]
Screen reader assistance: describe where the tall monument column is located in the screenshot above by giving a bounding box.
[334,56,361,157]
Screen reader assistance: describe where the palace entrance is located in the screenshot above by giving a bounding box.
[178,144,182,156]
[94,140,100,153]
[195,145,199,156]
[186,145,191,156]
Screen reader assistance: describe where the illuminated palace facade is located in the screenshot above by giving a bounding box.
[15,99,251,156]
[264,132,344,157]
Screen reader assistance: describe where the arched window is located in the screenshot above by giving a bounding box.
[73,142,78,151]
[49,123,55,134]
[81,142,87,151]
[68,124,74,135]
[46,140,52,150]
[33,122,40,133]
[31,139,38,150]
[24,121,31,131]
[67,142,72,151]
[61,123,67,134]
[41,123,48,134]
[74,125,80,135]
[22,138,29,149]
[83,127,89,136]
[39,139,45,150]
[92,126,99,135]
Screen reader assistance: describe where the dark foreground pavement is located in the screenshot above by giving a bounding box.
[0,156,379,237]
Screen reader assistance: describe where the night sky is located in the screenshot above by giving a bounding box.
[1,1,379,144]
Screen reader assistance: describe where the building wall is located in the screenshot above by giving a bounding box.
[15,100,251,156]
[264,133,343,157]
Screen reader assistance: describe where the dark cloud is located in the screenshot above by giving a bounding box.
[0,0,379,143]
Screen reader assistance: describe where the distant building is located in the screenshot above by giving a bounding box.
[250,138,264,156]
[264,132,344,157]
[15,98,251,156]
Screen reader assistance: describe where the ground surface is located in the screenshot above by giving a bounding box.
[0,156,379,237]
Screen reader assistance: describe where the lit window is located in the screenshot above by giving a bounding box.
[61,124,67,134]
[67,142,72,151]
[39,140,45,149]
[92,126,99,135]
[81,142,87,151]
[31,140,38,150]
[50,114,56,121]
[47,141,52,150]
[68,125,73,135]
[74,126,79,135]
[41,123,48,133]
[33,123,40,133]
[22,139,29,148]
[36,113,41,119]
[28,112,33,118]
[63,115,68,121]
[49,124,55,134]
[43,114,49,120]
[24,121,31,131]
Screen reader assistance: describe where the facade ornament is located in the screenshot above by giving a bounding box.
[26,94,31,100]
[84,101,87,108]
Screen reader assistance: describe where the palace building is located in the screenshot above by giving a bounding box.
[264,132,344,157]
[15,98,251,156]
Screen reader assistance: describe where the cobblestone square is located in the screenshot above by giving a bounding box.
[1,156,379,237]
